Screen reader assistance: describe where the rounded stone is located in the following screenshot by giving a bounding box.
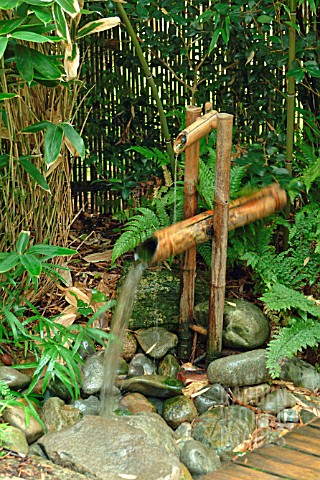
[135,327,178,359]
[158,354,180,378]
[122,331,138,362]
[179,438,221,476]
[258,389,296,414]
[163,395,198,429]
[194,384,229,414]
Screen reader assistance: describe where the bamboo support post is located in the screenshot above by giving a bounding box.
[207,113,233,363]
[179,105,202,361]
[137,183,286,264]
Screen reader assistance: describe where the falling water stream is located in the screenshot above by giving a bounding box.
[99,261,147,417]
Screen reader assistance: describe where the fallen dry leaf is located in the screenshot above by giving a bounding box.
[65,286,91,306]
[54,305,78,327]
[182,380,209,398]
[83,250,112,263]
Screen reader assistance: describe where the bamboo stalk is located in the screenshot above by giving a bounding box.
[283,0,296,249]
[114,2,175,173]
[207,113,233,362]
[137,183,287,264]
[173,110,218,154]
[179,105,202,361]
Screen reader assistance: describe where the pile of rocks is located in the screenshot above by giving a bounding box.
[1,299,320,480]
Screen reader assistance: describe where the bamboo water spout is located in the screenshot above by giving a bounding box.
[136,183,286,265]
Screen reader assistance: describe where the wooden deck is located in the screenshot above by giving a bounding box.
[201,418,320,480]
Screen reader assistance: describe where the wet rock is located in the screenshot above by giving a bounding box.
[120,375,184,398]
[207,349,271,387]
[127,266,209,332]
[1,425,29,455]
[2,399,43,444]
[277,408,299,423]
[175,422,192,441]
[71,395,101,416]
[163,395,198,429]
[257,413,275,429]
[119,392,157,414]
[194,384,229,415]
[231,383,271,406]
[258,389,296,414]
[117,357,129,375]
[279,357,320,391]
[192,405,256,461]
[48,376,73,402]
[158,354,180,378]
[0,366,31,390]
[300,409,317,424]
[39,414,181,480]
[135,327,178,359]
[81,352,104,395]
[122,331,138,362]
[148,396,165,415]
[194,299,270,349]
[179,438,222,477]
[128,352,157,376]
[41,397,82,433]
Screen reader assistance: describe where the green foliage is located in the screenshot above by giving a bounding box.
[260,283,320,317]
[266,318,320,378]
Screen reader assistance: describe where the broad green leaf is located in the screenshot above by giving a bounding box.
[44,123,63,166]
[20,253,42,277]
[0,17,25,35]
[16,23,56,34]
[55,0,80,18]
[11,31,53,43]
[31,6,53,24]
[0,0,19,8]
[0,154,9,168]
[22,120,51,133]
[0,37,8,60]
[287,67,304,83]
[18,157,51,192]
[305,64,320,78]
[61,122,85,158]
[257,15,273,23]
[30,48,61,79]
[209,29,221,53]
[28,245,77,256]
[16,231,30,254]
[53,3,69,40]
[77,17,120,39]
[26,0,52,5]
[15,44,33,83]
[0,93,18,101]
[0,252,20,273]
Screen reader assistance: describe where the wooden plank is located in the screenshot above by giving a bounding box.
[237,450,317,480]
[279,432,320,456]
[255,444,320,471]
[200,463,282,480]
[293,425,320,439]
[309,418,320,429]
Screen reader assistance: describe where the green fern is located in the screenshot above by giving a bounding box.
[229,165,247,199]
[260,283,320,317]
[266,318,320,377]
[112,208,163,263]
[196,241,212,268]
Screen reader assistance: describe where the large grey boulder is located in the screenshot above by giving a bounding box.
[39,414,181,480]
[207,349,271,387]
[194,299,270,350]
[279,357,320,391]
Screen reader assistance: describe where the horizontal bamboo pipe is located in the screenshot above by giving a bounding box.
[173,110,218,154]
[136,183,286,265]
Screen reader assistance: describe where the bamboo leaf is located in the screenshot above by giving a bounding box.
[20,253,42,277]
[15,44,33,83]
[18,157,51,192]
[31,6,53,24]
[209,29,221,53]
[11,31,53,43]
[44,123,63,166]
[30,48,61,79]
[22,120,51,133]
[28,245,77,256]
[61,122,85,158]
[16,231,30,254]
[77,17,120,39]
[0,17,25,35]
[257,15,274,23]
[53,3,69,40]
[0,0,19,8]
[0,37,8,60]
[0,93,18,101]
[55,0,80,18]
[0,252,20,273]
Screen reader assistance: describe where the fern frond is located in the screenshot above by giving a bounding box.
[155,198,171,228]
[266,318,320,377]
[260,283,320,317]
[196,242,212,268]
[197,159,215,209]
[112,208,161,263]
[230,165,247,198]
[128,146,169,167]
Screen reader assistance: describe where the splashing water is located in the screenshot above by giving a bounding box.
[99,262,146,417]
